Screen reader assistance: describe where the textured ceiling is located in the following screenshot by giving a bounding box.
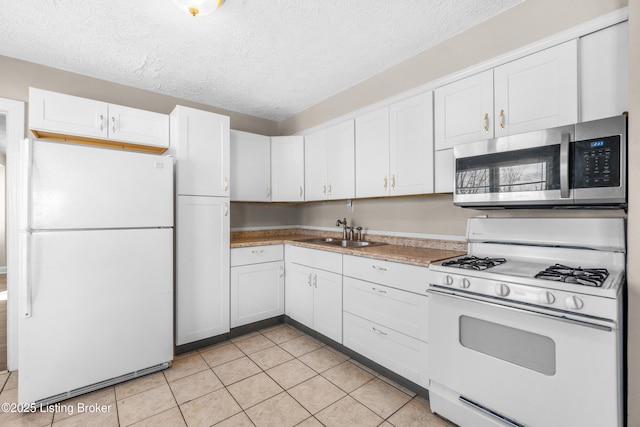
[0,0,522,121]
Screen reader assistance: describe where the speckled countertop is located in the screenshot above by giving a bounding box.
[231,229,466,267]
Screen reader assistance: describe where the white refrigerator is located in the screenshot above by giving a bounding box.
[17,139,174,405]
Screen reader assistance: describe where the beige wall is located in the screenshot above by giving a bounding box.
[296,195,625,237]
[230,202,298,229]
[626,0,639,424]
[0,56,278,136]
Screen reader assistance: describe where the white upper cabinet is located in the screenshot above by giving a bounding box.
[171,105,230,197]
[29,87,169,150]
[390,92,434,196]
[435,39,578,147]
[305,120,355,201]
[230,130,271,202]
[356,107,390,198]
[271,136,305,202]
[493,40,578,136]
[434,70,493,150]
[434,149,455,194]
[580,21,628,122]
[357,93,434,198]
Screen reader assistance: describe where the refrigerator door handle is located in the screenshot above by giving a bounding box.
[20,232,31,318]
[19,138,33,231]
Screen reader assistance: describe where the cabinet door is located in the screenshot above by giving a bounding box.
[434,149,454,193]
[304,129,328,201]
[230,261,284,327]
[434,70,493,150]
[326,119,355,200]
[176,195,230,345]
[29,87,108,139]
[356,107,390,198]
[494,40,578,136]
[285,262,315,330]
[313,269,343,343]
[580,21,628,122]
[390,92,434,196]
[107,104,169,148]
[231,130,271,201]
[271,136,305,201]
[171,106,230,197]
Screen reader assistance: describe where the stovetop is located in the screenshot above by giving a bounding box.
[430,250,624,298]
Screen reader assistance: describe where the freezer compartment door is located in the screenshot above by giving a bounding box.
[25,139,173,229]
[18,228,173,404]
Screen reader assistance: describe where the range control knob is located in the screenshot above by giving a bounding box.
[494,283,510,297]
[565,295,584,310]
[445,275,454,286]
[539,291,556,305]
[461,278,471,289]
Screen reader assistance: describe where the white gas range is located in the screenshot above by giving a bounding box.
[427,217,625,427]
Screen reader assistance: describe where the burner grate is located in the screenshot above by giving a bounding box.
[442,256,507,271]
[535,264,609,287]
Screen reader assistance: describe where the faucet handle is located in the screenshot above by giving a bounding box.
[356,227,363,241]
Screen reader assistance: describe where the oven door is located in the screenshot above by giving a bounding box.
[453,125,573,207]
[428,290,621,427]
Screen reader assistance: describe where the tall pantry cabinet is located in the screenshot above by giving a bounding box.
[170,106,231,348]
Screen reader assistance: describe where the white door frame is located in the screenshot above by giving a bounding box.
[0,97,25,371]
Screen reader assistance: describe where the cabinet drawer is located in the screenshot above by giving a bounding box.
[231,245,283,266]
[285,245,342,273]
[343,254,429,294]
[343,312,428,388]
[343,277,428,342]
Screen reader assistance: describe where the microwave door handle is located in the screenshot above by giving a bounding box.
[560,133,570,198]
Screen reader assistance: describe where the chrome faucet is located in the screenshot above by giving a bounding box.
[336,218,348,240]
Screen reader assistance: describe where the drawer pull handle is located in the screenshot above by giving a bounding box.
[251,249,264,254]
[308,273,313,287]
[279,266,284,278]
[372,265,387,271]
[371,287,387,294]
[372,327,387,336]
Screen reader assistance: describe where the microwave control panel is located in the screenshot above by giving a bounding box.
[572,135,621,188]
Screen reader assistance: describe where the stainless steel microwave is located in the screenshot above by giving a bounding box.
[453,115,627,208]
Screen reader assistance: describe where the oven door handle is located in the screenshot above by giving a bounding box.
[427,286,613,332]
[560,132,571,198]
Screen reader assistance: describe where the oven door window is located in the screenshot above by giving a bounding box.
[456,145,560,194]
[459,315,556,375]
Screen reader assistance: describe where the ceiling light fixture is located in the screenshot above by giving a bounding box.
[172,0,225,17]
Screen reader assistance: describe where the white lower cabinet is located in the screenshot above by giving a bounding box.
[342,254,430,388]
[230,245,284,328]
[343,312,429,388]
[176,195,230,346]
[285,246,342,343]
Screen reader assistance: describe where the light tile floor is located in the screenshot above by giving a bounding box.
[0,324,455,426]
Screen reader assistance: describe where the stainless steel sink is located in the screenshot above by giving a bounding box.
[301,237,385,248]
